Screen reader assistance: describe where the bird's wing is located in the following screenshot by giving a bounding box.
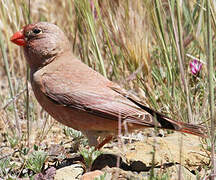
[111,86,207,137]
[39,71,157,127]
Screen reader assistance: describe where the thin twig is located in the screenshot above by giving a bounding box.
[1,88,27,110]
[117,111,122,168]
[26,0,31,147]
[206,0,216,177]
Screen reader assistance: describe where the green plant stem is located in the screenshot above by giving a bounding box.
[86,11,107,77]
[154,0,173,84]
[26,66,30,147]
[94,0,117,78]
[0,30,20,136]
[206,0,216,176]
[168,0,193,122]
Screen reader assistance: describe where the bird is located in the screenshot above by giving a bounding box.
[10,22,206,148]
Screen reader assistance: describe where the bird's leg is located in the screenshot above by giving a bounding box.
[95,135,113,150]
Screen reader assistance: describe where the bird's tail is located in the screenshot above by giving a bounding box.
[174,121,207,137]
[112,87,207,138]
[131,97,207,137]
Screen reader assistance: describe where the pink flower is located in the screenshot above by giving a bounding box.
[90,0,98,19]
[189,59,203,75]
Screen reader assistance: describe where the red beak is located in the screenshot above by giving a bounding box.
[10,31,26,46]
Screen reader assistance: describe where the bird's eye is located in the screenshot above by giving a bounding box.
[32,28,42,34]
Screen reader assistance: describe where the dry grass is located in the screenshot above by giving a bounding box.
[0,0,214,178]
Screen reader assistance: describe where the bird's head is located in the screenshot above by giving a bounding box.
[10,22,71,70]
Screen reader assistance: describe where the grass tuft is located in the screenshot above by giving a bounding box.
[0,0,213,178]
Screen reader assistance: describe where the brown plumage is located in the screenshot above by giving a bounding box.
[10,22,206,147]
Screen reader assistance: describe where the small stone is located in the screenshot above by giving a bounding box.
[157,129,164,137]
[80,170,104,180]
[54,164,83,180]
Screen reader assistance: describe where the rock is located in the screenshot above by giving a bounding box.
[54,132,208,179]
[99,165,196,180]
[54,164,84,180]
[152,164,196,180]
[101,166,143,180]
[35,167,56,180]
[100,132,208,176]
[123,133,208,171]
[80,170,105,180]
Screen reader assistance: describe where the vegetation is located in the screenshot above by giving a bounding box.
[0,0,214,178]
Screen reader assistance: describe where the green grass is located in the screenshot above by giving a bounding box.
[0,0,214,178]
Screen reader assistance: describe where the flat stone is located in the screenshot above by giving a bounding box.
[124,133,208,171]
[102,132,208,172]
[54,164,84,180]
